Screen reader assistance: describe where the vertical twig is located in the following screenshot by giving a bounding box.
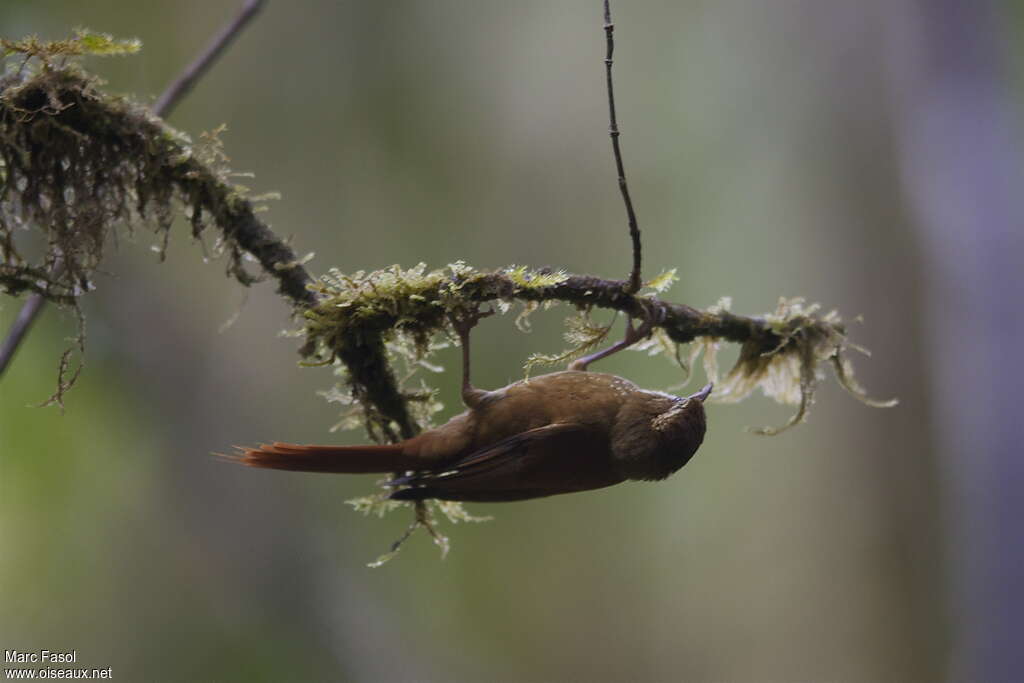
[603,0,643,294]
[0,0,268,379]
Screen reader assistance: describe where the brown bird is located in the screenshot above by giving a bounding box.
[227,313,711,502]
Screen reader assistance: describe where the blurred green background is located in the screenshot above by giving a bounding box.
[3,1,1023,682]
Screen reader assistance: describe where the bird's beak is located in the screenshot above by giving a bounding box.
[687,383,713,403]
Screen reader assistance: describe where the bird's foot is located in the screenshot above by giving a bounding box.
[569,313,659,371]
[448,305,495,340]
[448,305,495,408]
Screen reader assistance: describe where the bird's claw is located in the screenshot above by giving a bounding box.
[568,313,659,371]
[623,316,654,345]
[448,305,494,338]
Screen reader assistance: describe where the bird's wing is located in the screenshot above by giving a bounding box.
[388,422,624,502]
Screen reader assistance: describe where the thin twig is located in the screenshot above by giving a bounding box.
[152,0,266,119]
[603,0,643,294]
[0,286,49,373]
[0,0,268,378]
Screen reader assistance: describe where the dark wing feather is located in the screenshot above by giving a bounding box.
[388,423,624,502]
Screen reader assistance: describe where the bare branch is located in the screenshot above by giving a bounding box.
[152,0,267,119]
[0,285,49,373]
[603,0,643,294]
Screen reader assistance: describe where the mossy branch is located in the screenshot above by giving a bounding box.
[0,64,316,311]
[303,264,894,441]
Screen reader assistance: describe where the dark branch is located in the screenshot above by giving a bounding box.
[303,260,896,442]
[304,268,785,438]
[466,272,758,347]
[603,0,643,294]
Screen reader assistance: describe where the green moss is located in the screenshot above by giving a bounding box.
[642,267,678,294]
[524,310,614,374]
[1,29,141,62]
[302,262,576,440]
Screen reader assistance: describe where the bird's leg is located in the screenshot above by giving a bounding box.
[449,307,494,408]
[569,316,654,371]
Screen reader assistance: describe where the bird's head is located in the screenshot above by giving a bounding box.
[646,383,712,479]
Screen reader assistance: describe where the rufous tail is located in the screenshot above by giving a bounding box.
[220,442,417,474]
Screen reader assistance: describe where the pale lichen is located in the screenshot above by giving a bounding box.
[347,490,471,568]
[683,297,897,434]
[505,264,569,289]
[344,490,494,567]
[524,310,615,374]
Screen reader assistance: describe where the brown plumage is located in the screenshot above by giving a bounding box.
[227,312,711,502]
[228,370,711,503]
